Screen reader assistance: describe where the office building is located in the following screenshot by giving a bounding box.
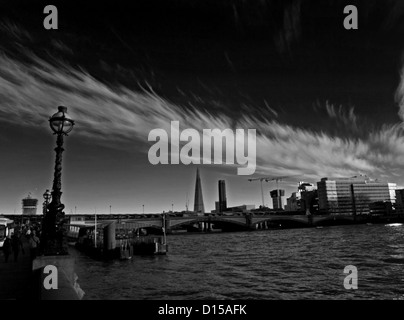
[213,203,255,214]
[218,180,227,213]
[285,182,318,214]
[22,194,38,215]
[285,192,301,211]
[317,176,396,215]
[270,189,285,210]
[395,189,404,215]
[301,189,319,214]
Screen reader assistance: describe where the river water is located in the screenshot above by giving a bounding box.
[71,223,404,300]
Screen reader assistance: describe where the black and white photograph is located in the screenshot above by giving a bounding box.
[0,0,404,306]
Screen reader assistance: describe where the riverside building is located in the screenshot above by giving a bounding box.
[270,189,285,210]
[285,182,318,214]
[395,189,404,215]
[317,176,396,215]
[22,194,38,215]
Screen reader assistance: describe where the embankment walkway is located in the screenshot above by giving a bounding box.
[0,236,33,300]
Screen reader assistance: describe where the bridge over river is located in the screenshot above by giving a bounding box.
[4,212,403,234]
[65,212,403,233]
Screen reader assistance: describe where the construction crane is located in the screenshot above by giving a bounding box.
[248,177,269,208]
[248,175,303,208]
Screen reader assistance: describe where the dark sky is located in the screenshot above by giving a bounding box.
[1,0,404,213]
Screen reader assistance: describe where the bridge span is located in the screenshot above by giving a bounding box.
[142,213,359,231]
[66,212,367,233]
[4,212,402,235]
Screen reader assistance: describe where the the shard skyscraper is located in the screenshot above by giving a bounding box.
[193,168,205,214]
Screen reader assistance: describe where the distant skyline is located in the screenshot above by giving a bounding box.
[1,0,404,213]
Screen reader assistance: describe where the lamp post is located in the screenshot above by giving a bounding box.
[42,189,52,214]
[42,106,74,256]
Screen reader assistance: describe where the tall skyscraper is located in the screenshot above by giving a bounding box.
[218,180,227,213]
[193,168,205,214]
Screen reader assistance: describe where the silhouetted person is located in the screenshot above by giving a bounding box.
[29,231,40,260]
[11,233,24,262]
[3,236,12,263]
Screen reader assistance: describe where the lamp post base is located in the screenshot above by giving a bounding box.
[42,207,69,256]
[43,239,69,256]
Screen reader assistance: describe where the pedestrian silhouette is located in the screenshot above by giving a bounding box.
[11,233,24,262]
[3,236,12,263]
[29,231,40,260]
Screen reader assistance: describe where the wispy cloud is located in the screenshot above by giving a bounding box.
[1,43,404,183]
[274,0,302,56]
[0,20,33,43]
[324,101,357,130]
[396,59,404,120]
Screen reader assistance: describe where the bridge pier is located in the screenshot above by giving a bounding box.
[308,215,314,226]
[255,222,268,230]
[164,215,172,234]
[104,221,116,252]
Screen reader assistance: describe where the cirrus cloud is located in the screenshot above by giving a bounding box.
[1,49,404,185]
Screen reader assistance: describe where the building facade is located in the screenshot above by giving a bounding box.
[395,189,404,215]
[285,192,301,211]
[218,180,227,213]
[301,190,319,214]
[270,189,285,210]
[22,194,38,215]
[317,176,396,215]
[223,204,255,214]
[285,182,318,214]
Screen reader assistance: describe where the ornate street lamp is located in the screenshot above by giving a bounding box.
[42,189,52,214]
[42,106,75,255]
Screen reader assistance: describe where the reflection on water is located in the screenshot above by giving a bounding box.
[71,224,404,300]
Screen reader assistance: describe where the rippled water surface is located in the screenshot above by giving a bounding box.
[71,224,404,300]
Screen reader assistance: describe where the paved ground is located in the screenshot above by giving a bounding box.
[0,236,34,300]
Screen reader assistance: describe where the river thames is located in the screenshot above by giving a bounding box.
[71,223,404,300]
